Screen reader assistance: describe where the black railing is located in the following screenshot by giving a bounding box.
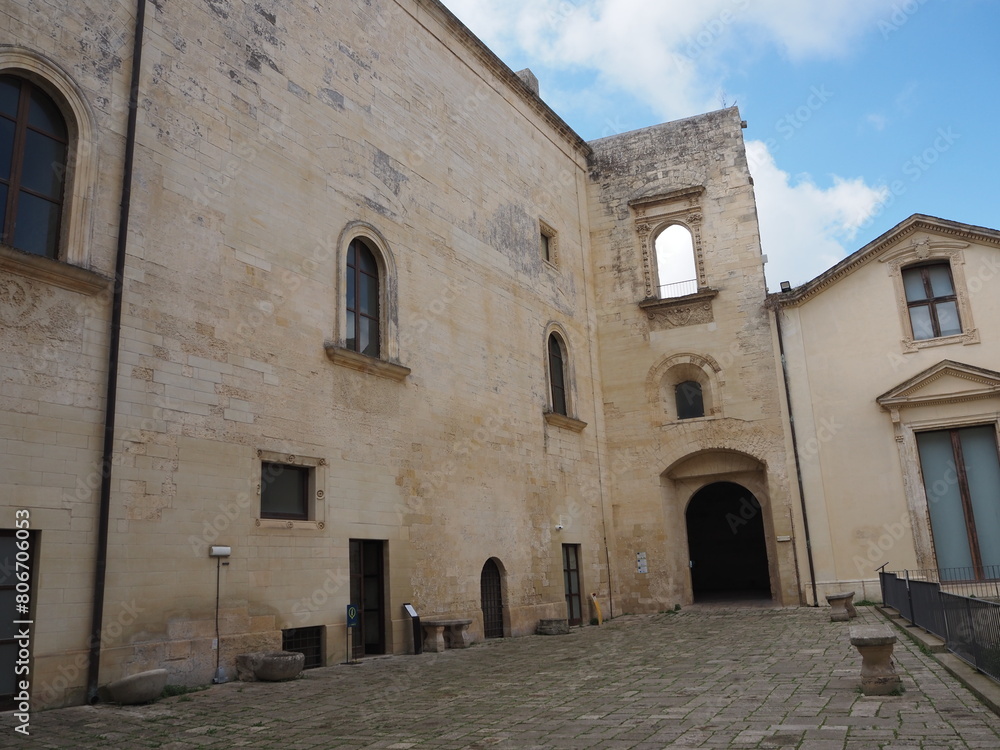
[880,568,1000,683]
[658,278,698,298]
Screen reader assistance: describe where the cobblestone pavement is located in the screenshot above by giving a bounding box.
[4,606,1000,749]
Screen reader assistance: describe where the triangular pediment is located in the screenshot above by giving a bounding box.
[877,360,1000,410]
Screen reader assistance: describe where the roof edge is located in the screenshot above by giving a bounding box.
[415,0,592,158]
[770,214,1000,308]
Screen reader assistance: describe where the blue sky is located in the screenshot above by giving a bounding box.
[445,0,998,289]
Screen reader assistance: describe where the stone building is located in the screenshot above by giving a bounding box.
[774,215,1000,602]
[1,0,997,709]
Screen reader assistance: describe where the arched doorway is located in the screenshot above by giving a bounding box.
[480,559,505,638]
[685,481,771,601]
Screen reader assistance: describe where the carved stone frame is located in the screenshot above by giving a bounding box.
[877,360,1000,570]
[630,186,707,300]
[880,237,979,353]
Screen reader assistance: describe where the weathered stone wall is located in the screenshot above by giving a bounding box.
[0,0,138,708]
[2,0,612,706]
[587,110,798,612]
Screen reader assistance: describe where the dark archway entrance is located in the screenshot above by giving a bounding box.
[685,481,771,601]
[481,559,504,638]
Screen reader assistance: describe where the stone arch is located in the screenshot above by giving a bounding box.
[685,481,772,599]
[646,352,724,423]
[660,448,786,605]
[480,557,509,639]
[652,222,697,298]
[543,321,579,418]
[336,221,400,361]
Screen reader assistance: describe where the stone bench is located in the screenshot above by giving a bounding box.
[421,619,473,652]
[826,590,857,622]
[850,625,901,695]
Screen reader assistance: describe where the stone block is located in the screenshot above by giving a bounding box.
[536,618,569,635]
[235,651,304,682]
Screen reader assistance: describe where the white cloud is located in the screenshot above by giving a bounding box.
[746,140,890,289]
[865,113,888,131]
[446,0,901,122]
[444,0,897,289]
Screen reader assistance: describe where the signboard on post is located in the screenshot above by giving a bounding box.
[345,604,360,663]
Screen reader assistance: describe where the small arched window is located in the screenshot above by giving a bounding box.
[675,380,704,419]
[548,333,567,416]
[346,238,380,357]
[0,74,69,259]
[655,224,697,298]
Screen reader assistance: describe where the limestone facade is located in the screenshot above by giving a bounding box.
[1,0,997,710]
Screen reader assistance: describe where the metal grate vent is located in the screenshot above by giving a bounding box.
[282,625,323,669]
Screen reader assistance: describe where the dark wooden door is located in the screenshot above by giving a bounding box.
[349,539,385,657]
[0,529,34,710]
[563,544,582,626]
[481,559,504,638]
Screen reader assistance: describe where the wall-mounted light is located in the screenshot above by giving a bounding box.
[209,545,231,557]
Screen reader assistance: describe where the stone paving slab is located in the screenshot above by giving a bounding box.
[2,606,999,748]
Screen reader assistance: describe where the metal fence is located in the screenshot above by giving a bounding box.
[880,568,1000,683]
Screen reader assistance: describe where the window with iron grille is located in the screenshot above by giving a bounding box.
[282,626,323,669]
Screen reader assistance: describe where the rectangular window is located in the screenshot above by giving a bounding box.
[0,529,35,710]
[539,221,557,265]
[917,425,1000,580]
[903,263,962,340]
[261,462,310,520]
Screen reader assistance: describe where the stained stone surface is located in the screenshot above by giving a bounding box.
[6,607,999,749]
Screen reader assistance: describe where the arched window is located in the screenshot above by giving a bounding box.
[548,333,567,416]
[675,380,704,419]
[0,74,68,258]
[655,224,697,298]
[345,238,380,357]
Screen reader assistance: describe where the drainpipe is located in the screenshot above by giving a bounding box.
[772,302,819,607]
[87,0,147,703]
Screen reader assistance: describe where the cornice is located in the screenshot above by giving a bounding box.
[628,186,706,210]
[876,359,1000,410]
[544,411,587,432]
[323,344,411,382]
[413,0,591,159]
[0,243,109,295]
